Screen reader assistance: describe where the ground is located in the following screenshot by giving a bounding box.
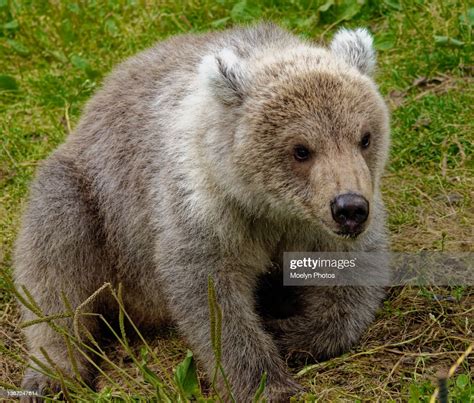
[0,1,472,401]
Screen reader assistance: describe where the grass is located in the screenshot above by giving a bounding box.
[0,0,473,401]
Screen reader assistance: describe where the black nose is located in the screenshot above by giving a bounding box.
[331,193,369,235]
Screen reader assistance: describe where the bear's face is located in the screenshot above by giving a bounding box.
[237,71,389,238]
[199,28,389,239]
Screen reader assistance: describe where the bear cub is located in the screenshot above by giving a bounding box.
[15,23,390,401]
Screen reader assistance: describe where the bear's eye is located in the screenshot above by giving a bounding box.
[360,132,371,149]
[293,145,311,162]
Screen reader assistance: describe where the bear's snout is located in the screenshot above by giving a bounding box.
[330,193,369,236]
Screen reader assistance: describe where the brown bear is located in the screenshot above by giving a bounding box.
[14,23,390,401]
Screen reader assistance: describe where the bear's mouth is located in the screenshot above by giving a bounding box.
[319,218,366,240]
[335,229,364,239]
[315,215,370,241]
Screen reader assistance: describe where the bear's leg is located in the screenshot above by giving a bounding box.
[157,243,303,401]
[266,286,385,361]
[14,156,109,400]
[19,311,99,401]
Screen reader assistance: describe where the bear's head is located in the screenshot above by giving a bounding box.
[199,28,390,239]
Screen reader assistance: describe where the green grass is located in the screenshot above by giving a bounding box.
[0,0,472,401]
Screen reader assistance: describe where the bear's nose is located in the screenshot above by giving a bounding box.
[331,193,369,235]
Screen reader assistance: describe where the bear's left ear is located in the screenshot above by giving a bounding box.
[198,48,249,105]
[329,28,376,76]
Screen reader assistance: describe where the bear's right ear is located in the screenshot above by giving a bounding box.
[198,49,248,105]
[329,28,376,76]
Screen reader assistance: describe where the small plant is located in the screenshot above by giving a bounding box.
[2,279,272,401]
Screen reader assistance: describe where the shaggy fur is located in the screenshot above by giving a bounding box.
[14,23,390,401]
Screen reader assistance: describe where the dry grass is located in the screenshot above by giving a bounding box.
[1,283,472,401]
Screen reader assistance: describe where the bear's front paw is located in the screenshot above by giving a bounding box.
[263,377,304,402]
[20,369,61,403]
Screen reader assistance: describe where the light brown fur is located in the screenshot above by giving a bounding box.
[14,23,390,401]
